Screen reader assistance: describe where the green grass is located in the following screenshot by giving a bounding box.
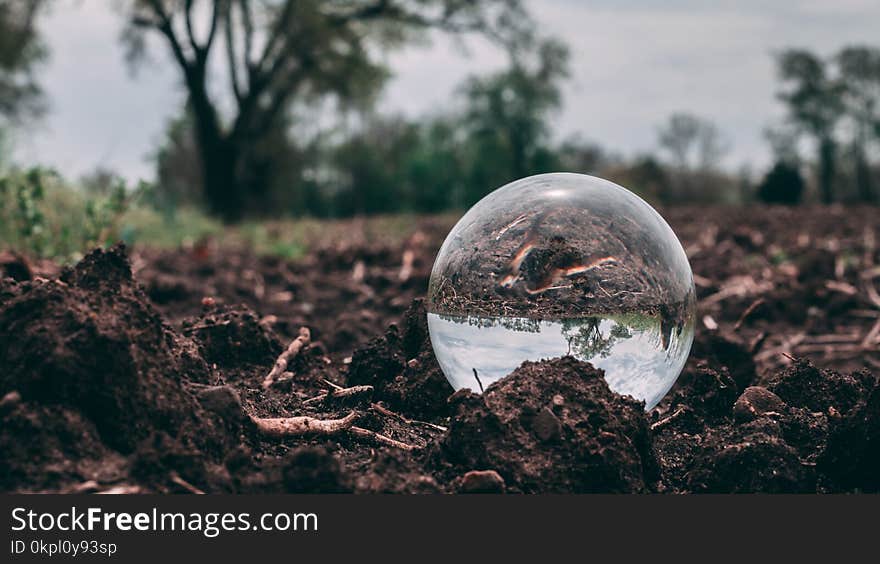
[0,168,453,263]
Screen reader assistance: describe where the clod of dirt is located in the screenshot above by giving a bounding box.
[458,470,506,493]
[434,357,659,493]
[686,420,812,493]
[129,432,230,494]
[0,400,122,492]
[353,450,442,494]
[196,386,244,423]
[729,386,829,463]
[663,365,738,425]
[819,380,880,492]
[689,332,756,391]
[779,406,828,462]
[767,358,869,415]
[400,298,430,360]
[0,245,216,454]
[347,325,405,389]
[380,351,451,421]
[184,305,283,372]
[282,446,353,494]
[347,300,451,420]
[0,251,32,281]
[0,277,22,306]
[733,386,786,422]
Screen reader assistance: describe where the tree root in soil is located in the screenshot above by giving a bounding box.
[262,327,310,389]
[250,411,358,437]
[250,411,418,450]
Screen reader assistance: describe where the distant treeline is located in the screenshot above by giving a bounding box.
[141,40,880,217]
[1,2,879,221]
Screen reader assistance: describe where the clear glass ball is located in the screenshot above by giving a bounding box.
[427,173,695,410]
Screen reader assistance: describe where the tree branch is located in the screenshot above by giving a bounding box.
[240,0,255,69]
[146,0,223,150]
[327,0,498,40]
[184,0,200,55]
[254,0,295,78]
[146,0,193,75]
[252,58,310,136]
[204,0,221,52]
[224,5,244,104]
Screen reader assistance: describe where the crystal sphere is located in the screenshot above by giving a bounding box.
[426,173,695,410]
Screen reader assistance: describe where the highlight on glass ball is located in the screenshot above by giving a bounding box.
[426,172,696,410]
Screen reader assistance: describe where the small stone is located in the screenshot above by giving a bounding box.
[197,386,242,420]
[459,470,506,493]
[531,407,563,442]
[0,390,22,413]
[552,394,565,406]
[733,386,787,422]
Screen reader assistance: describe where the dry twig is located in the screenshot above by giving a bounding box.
[303,385,374,405]
[755,333,805,362]
[370,402,448,432]
[749,331,769,355]
[701,276,773,306]
[862,319,880,349]
[651,407,685,432]
[96,485,144,495]
[263,327,310,389]
[398,249,415,282]
[169,471,205,494]
[734,298,766,332]
[349,426,417,451]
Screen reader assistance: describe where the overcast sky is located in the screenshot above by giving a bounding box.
[12,0,880,183]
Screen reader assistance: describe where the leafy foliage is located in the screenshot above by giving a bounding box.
[757,161,805,205]
[776,46,880,203]
[0,168,143,260]
[0,1,47,123]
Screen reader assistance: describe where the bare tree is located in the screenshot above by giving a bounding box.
[657,112,729,201]
[657,113,727,172]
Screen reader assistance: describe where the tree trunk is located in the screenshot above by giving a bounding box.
[187,66,246,222]
[854,142,874,203]
[200,136,244,222]
[817,138,836,204]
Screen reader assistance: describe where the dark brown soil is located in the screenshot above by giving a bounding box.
[432,357,659,493]
[1,205,879,493]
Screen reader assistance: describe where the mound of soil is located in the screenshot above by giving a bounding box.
[433,357,659,493]
[183,305,284,373]
[0,397,123,492]
[347,299,451,420]
[0,246,217,454]
[766,359,871,416]
[818,379,880,491]
[686,419,812,493]
[654,358,872,493]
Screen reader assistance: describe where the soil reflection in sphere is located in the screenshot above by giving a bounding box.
[426,173,695,410]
